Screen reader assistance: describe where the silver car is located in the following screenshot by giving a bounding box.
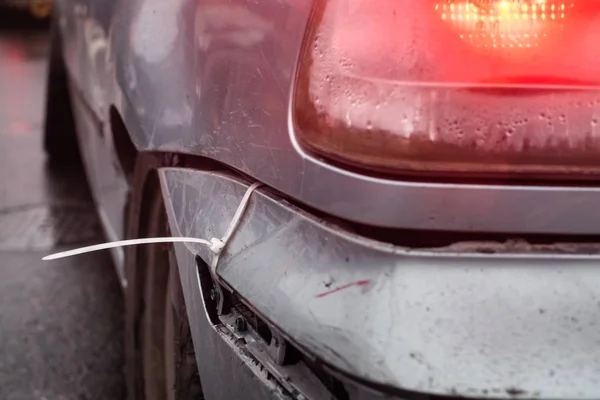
[44,0,600,399]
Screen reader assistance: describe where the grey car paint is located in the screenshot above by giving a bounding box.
[52,0,600,398]
[161,167,600,399]
[55,0,600,236]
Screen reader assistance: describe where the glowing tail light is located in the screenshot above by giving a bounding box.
[436,0,571,51]
[293,0,600,180]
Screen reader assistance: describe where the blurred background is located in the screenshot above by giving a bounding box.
[0,4,125,399]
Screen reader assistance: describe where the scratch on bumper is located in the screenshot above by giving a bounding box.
[159,167,600,399]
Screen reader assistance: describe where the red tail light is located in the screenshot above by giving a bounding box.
[293,0,600,180]
[437,0,570,53]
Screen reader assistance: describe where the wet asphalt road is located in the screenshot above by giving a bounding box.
[0,18,126,400]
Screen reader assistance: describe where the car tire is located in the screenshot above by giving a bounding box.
[43,19,81,165]
[127,175,204,400]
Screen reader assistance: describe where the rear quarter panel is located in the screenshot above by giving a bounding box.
[112,0,312,184]
[58,0,600,235]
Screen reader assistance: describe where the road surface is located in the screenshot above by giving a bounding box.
[0,17,126,400]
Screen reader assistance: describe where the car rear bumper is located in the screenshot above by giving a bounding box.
[160,167,600,400]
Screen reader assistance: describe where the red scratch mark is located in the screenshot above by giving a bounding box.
[316,280,371,298]
[10,122,31,135]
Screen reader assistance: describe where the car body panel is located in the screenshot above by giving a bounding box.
[68,79,128,284]
[164,224,290,400]
[160,167,600,399]
[55,0,600,237]
[51,0,600,398]
[161,166,403,400]
[55,0,128,281]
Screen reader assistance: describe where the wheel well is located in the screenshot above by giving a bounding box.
[128,167,204,400]
[109,106,138,183]
[130,167,169,309]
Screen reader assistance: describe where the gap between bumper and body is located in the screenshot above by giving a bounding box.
[159,167,600,400]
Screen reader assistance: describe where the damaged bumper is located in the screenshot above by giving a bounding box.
[160,167,600,400]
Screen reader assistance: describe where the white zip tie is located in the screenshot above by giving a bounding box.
[42,182,263,262]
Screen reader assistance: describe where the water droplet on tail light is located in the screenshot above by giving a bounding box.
[293,0,600,180]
